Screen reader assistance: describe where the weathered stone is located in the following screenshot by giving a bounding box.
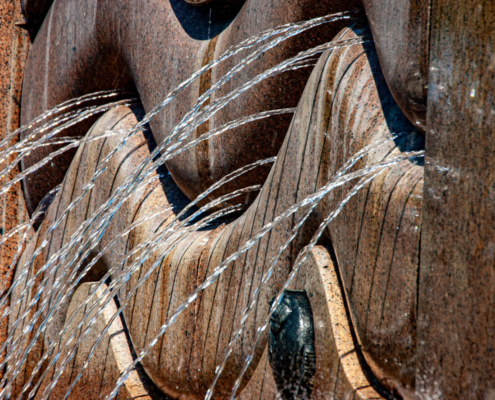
[240,245,389,400]
[7,0,495,398]
[0,0,30,378]
[418,1,495,398]
[11,23,426,398]
[40,282,166,400]
[19,0,52,39]
[167,0,362,205]
[316,25,423,398]
[292,246,388,400]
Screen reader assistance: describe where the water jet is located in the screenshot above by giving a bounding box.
[0,0,493,399]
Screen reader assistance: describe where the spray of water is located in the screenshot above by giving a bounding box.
[0,12,417,400]
[205,134,418,398]
[0,16,365,336]
[3,34,367,383]
[0,89,133,151]
[104,150,423,400]
[0,99,138,195]
[27,39,372,394]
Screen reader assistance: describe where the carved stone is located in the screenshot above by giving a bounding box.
[1,0,494,399]
[18,0,361,214]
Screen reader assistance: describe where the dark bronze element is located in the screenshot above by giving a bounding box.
[269,290,316,400]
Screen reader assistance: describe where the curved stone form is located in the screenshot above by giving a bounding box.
[297,247,386,400]
[11,23,425,399]
[44,247,388,400]
[37,282,165,400]
[19,0,361,214]
[244,245,389,400]
[6,0,495,396]
[319,26,423,397]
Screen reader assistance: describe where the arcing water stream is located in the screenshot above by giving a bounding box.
[0,12,423,400]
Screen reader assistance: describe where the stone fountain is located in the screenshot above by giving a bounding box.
[0,0,493,399]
